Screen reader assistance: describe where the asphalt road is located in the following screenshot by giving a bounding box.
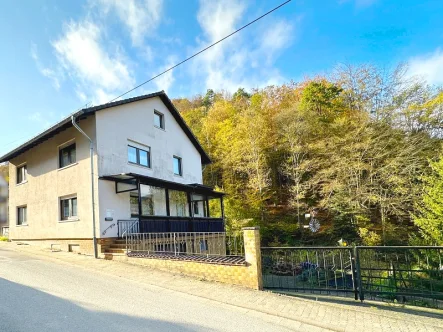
[0,247,298,332]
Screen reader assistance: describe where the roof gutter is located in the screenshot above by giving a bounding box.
[71,115,98,259]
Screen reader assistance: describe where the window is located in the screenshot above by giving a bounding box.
[60,197,77,221]
[169,190,189,217]
[17,164,27,184]
[154,110,164,129]
[17,206,27,225]
[130,192,154,217]
[130,193,139,216]
[128,145,151,167]
[59,143,76,168]
[173,156,182,176]
[193,201,199,215]
[130,186,166,217]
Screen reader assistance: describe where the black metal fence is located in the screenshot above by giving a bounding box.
[357,246,443,308]
[261,246,443,309]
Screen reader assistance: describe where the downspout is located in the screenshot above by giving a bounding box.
[71,115,98,259]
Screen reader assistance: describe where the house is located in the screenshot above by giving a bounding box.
[0,174,8,236]
[0,91,225,256]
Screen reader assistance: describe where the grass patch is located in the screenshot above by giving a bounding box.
[0,236,9,242]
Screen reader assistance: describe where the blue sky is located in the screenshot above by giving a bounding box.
[1,0,443,156]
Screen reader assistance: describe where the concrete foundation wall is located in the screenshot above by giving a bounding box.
[13,238,113,256]
[112,228,263,290]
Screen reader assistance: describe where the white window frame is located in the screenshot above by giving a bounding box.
[59,195,78,221]
[17,205,27,226]
[16,163,27,185]
[58,139,77,169]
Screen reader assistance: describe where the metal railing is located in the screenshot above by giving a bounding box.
[125,232,244,257]
[261,247,357,298]
[261,246,443,309]
[117,219,139,238]
[357,246,443,308]
[118,218,225,235]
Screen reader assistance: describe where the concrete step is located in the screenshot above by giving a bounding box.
[109,244,128,249]
[104,249,126,254]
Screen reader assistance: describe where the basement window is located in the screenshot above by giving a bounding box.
[60,196,78,221]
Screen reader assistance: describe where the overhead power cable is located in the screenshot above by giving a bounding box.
[107,0,292,103]
[0,0,291,153]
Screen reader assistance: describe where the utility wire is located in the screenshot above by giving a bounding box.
[107,0,292,103]
[0,0,291,153]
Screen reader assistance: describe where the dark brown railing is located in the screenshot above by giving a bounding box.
[117,217,224,237]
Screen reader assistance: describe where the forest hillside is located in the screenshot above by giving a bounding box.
[173,64,443,246]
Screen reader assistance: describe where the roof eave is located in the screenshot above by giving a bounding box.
[0,91,212,165]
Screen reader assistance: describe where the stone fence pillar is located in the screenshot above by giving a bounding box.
[242,227,263,290]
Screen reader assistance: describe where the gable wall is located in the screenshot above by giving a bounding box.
[7,116,99,242]
[95,97,204,237]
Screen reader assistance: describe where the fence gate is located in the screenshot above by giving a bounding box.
[261,246,443,309]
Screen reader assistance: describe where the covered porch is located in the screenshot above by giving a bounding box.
[100,173,225,236]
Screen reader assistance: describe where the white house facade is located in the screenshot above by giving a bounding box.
[0,92,224,255]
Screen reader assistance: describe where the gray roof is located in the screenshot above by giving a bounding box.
[0,91,211,164]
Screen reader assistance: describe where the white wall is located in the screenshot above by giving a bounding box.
[95,97,204,237]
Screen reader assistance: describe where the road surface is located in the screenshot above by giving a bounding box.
[0,246,299,332]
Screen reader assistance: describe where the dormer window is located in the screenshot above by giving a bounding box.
[154,110,165,129]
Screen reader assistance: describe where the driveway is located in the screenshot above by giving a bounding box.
[1,243,442,332]
[0,246,299,332]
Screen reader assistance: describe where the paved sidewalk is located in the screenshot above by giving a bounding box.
[2,242,442,332]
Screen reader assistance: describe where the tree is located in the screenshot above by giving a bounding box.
[413,155,443,245]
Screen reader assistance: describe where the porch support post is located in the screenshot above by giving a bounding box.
[165,188,170,216]
[205,196,210,218]
[137,179,142,218]
[187,192,193,232]
[220,196,225,219]
[187,192,193,218]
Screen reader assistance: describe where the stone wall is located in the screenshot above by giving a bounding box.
[12,238,112,256]
[112,227,263,290]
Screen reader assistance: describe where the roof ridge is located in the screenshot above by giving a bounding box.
[0,91,211,165]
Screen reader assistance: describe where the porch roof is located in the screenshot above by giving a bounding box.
[99,173,225,198]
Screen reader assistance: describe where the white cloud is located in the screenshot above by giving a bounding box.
[97,0,163,46]
[408,49,443,85]
[154,56,177,92]
[197,0,246,42]
[259,19,293,63]
[27,112,54,128]
[190,0,296,93]
[30,43,62,90]
[52,20,135,103]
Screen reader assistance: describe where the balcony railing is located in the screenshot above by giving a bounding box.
[117,217,225,237]
[125,232,244,257]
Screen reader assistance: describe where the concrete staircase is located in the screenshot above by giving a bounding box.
[101,239,128,255]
